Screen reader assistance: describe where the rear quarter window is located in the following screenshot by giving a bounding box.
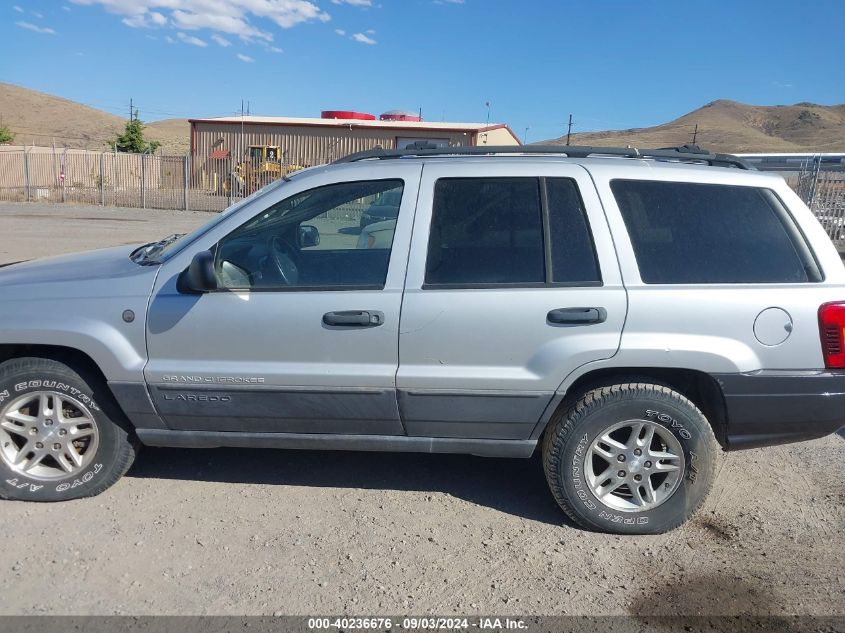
[610,180,821,284]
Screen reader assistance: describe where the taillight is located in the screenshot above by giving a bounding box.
[818,302,845,368]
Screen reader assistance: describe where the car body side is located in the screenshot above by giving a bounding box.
[571,161,845,448]
[0,156,843,454]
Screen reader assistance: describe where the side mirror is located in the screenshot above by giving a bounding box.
[298,224,321,248]
[178,250,218,293]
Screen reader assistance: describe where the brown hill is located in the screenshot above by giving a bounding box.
[545,100,845,153]
[0,82,189,154]
[146,118,190,154]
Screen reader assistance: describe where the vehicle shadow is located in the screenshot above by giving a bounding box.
[126,447,570,526]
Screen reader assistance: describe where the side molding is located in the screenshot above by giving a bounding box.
[136,429,538,458]
[108,381,167,429]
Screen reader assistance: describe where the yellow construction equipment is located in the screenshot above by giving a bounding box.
[233,145,282,194]
[217,146,308,196]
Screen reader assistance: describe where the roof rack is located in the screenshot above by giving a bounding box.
[333,143,754,170]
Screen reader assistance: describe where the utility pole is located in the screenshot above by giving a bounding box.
[524,126,530,145]
[129,98,133,121]
[485,101,491,126]
[566,114,574,145]
[691,123,699,145]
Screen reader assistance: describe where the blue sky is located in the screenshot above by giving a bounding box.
[2,0,844,142]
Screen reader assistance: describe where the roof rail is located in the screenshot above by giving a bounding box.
[333,143,754,170]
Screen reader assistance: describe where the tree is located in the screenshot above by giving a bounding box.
[0,125,13,144]
[112,110,160,153]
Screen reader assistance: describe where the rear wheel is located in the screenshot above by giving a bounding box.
[542,383,718,534]
[0,357,138,502]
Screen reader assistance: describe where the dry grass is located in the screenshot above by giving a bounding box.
[543,99,845,153]
[0,82,189,154]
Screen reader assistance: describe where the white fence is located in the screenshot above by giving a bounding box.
[0,147,253,212]
[1,147,844,233]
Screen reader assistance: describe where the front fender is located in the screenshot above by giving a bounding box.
[0,298,150,383]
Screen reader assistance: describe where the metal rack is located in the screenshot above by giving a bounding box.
[334,143,753,170]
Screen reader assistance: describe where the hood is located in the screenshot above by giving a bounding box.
[0,244,160,300]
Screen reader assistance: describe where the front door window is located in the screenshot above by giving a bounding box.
[214,179,405,290]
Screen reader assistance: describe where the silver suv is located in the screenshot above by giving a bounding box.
[1,145,843,534]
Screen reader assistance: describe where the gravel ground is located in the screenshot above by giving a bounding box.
[0,202,211,265]
[0,202,843,617]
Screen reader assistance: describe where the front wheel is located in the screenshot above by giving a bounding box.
[542,383,718,534]
[0,357,138,502]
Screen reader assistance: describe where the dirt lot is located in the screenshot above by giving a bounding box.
[0,202,843,618]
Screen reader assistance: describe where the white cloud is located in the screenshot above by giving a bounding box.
[121,15,146,27]
[62,5,71,11]
[121,9,166,28]
[211,33,231,47]
[176,31,207,46]
[267,45,283,53]
[237,53,254,63]
[15,21,55,34]
[331,0,373,5]
[351,32,376,44]
[434,0,465,4]
[70,1,331,42]
[365,28,375,34]
[171,9,272,41]
[334,28,345,35]
[164,35,175,43]
[33,11,43,18]
[12,5,23,12]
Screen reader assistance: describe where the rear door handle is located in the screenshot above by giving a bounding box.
[547,307,607,325]
[323,310,384,327]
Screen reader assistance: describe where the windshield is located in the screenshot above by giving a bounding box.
[132,176,294,264]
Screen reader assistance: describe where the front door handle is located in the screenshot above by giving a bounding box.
[323,310,384,327]
[547,307,607,325]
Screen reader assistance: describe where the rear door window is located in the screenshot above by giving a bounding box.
[425,178,545,285]
[610,180,821,284]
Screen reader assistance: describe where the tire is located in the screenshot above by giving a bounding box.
[542,383,718,535]
[0,357,138,502]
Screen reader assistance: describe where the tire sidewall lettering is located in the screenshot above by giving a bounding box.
[2,377,105,496]
[567,406,702,526]
[645,408,692,440]
[12,379,99,411]
[644,408,700,483]
[570,433,599,512]
[54,463,103,492]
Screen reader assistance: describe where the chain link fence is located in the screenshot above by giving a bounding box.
[0,147,301,213]
[775,166,845,246]
[1,147,844,230]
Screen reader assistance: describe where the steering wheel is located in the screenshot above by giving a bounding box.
[268,235,299,285]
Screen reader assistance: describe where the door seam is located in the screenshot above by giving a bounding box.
[393,163,427,435]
